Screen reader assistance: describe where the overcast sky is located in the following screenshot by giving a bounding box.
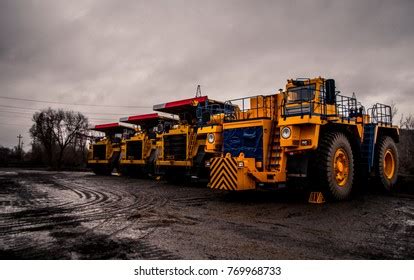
[0,0,413,149]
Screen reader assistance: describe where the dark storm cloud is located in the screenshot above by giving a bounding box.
[0,0,413,148]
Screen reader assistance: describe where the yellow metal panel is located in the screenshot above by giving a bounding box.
[157,160,192,167]
[280,125,300,147]
[209,155,256,191]
[205,131,222,152]
[119,159,145,165]
[280,124,320,151]
[278,115,323,126]
[88,160,110,164]
[223,119,270,129]
[197,125,222,134]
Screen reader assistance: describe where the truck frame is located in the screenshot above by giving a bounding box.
[118,113,176,177]
[209,77,399,200]
[153,95,234,182]
[87,122,134,175]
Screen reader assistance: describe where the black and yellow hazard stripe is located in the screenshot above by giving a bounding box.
[209,157,238,190]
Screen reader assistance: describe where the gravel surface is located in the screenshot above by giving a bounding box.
[0,168,413,259]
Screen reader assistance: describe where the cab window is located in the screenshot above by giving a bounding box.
[287,84,316,103]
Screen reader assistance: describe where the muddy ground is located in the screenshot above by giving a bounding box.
[0,168,412,259]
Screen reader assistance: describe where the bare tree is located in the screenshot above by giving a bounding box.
[400,113,414,130]
[30,108,57,166]
[54,110,89,168]
[390,100,398,122]
[30,108,89,168]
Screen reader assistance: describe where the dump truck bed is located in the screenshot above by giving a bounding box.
[119,113,175,130]
[91,122,126,134]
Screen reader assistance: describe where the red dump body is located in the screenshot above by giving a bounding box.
[119,113,175,130]
[91,123,125,135]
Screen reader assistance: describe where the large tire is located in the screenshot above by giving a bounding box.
[118,165,132,177]
[374,136,398,191]
[315,132,354,200]
[91,165,113,175]
[164,169,186,184]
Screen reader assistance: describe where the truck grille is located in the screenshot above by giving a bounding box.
[92,144,106,160]
[163,134,187,161]
[126,140,143,160]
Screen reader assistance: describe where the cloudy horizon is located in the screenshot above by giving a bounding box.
[1,0,413,149]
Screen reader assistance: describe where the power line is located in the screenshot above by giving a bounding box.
[0,113,114,122]
[0,110,34,116]
[0,104,143,116]
[0,95,151,108]
[0,123,29,127]
[0,108,137,117]
[0,104,39,111]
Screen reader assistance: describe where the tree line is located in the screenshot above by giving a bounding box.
[0,108,89,169]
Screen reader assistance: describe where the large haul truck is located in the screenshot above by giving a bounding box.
[209,77,399,200]
[153,95,235,182]
[118,113,176,177]
[87,122,135,175]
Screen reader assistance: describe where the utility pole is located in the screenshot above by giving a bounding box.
[17,134,23,160]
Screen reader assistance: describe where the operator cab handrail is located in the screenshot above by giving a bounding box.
[223,94,275,122]
[367,103,392,126]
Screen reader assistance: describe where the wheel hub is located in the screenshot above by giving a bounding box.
[383,149,395,179]
[334,148,349,187]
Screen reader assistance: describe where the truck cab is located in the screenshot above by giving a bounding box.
[87,122,133,175]
[118,113,176,177]
[153,95,233,182]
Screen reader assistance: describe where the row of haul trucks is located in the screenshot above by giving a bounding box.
[87,77,399,200]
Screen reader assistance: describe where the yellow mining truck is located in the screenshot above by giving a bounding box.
[209,77,399,200]
[118,113,176,177]
[87,122,135,175]
[153,95,235,182]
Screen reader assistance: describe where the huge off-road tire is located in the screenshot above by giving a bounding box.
[374,136,398,191]
[118,165,132,177]
[316,132,354,200]
[91,165,113,176]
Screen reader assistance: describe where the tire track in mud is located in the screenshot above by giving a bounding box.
[352,200,414,259]
[0,172,177,259]
[0,176,163,234]
[4,170,411,259]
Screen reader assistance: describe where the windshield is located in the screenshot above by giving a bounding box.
[287,84,316,103]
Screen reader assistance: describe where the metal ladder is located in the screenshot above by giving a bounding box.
[268,126,282,171]
[361,123,376,172]
[268,97,282,171]
[187,132,198,159]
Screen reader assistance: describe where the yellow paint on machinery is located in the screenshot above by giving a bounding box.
[87,139,120,164]
[153,96,232,179]
[119,132,154,166]
[87,122,134,175]
[209,77,400,200]
[156,122,223,167]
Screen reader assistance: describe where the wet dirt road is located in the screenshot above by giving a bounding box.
[0,169,413,259]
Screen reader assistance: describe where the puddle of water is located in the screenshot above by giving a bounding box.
[406,220,414,226]
[0,171,18,176]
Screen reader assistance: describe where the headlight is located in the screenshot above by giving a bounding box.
[281,126,291,139]
[207,133,215,143]
[237,161,244,168]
